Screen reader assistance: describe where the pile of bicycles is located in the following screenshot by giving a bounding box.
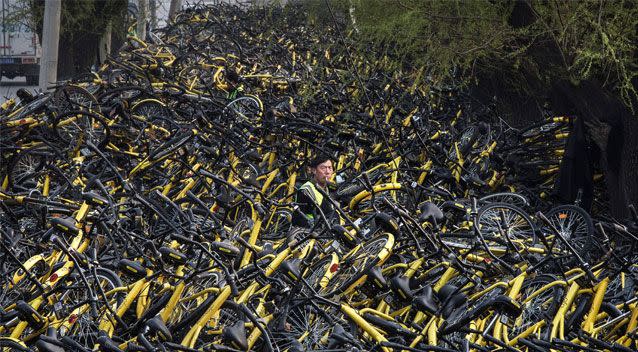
[0,2,635,351]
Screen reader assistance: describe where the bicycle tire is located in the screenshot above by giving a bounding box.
[505,274,564,343]
[271,299,349,352]
[223,96,262,124]
[301,253,338,295]
[53,110,110,149]
[52,85,97,111]
[61,268,124,347]
[328,232,394,296]
[477,202,537,245]
[478,192,530,208]
[544,205,596,263]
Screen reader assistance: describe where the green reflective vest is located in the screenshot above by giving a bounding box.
[299,180,324,206]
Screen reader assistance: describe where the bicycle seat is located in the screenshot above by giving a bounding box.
[145,316,172,342]
[118,259,147,279]
[437,284,468,319]
[330,225,357,247]
[210,241,241,257]
[389,275,413,301]
[97,335,125,352]
[16,88,35,103]
[280,258,302,281]
[418,202,444,224]
[50,216,80,236]
[374,212,400,236]
[0,308,18,324]
[287,339,304,352]
[82,191,109,206]
[222,319,248,351]
[491,295,522,318]
[413,285,439,314]
[159,246,188,265]
[431,166,453,180]
[362,313,416,337]
[35,336,64,352]
[327,324,356,348]
[366,265,387,290]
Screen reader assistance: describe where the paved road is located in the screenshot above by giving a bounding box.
[0,77,39,103]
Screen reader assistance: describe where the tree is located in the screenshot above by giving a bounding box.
[298,0,638,217]
[23,0,129,79]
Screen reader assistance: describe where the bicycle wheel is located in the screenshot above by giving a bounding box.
[262,207,293,240]
[544,205,596,263]
[505,274,564,344]
[54,110,110,149]
[223,96,262,124]
[8,150,46,191]
[477,202,537,245]
[446,125,478,160]
[478,192,529,208]
[53,85,97,111]
[603,270,637,305]
[271,300,350,352]
[328,233,394,296]
[131,100,177,147]
[168,274,223,333]
[193,300,247,350]
[61,268,124,347]
[301,253,338,295]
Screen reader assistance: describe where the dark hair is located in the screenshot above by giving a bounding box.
[308,154,333,168]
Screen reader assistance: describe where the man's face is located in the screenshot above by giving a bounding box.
[312,160,333,186]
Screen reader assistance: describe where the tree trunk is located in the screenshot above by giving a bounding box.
[137,0,147,39]
[168,0,182,21]
[149,0,157,30]
[551,80,636,218]
[98,21,112,65]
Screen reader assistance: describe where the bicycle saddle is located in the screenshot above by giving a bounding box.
[16,88,35,103]
[437,284,468,319]
[362,313,415,337]
[35,334,65,352]
[118,259,147,279]
[413,285,439,314]
[15,300,45,330]
[366,265,387,290]
[280,258,302,281]
[209,240,241,257]
[159,246,188,265]
[418,202,444,224]
[50,216,80,236]
[145,316,172,342]
[374,212,400,236]
[97,334,125,352]
[222,319,248,351]
[389,275,413,301]
[327,324,356,348]
[491,295,522,318]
